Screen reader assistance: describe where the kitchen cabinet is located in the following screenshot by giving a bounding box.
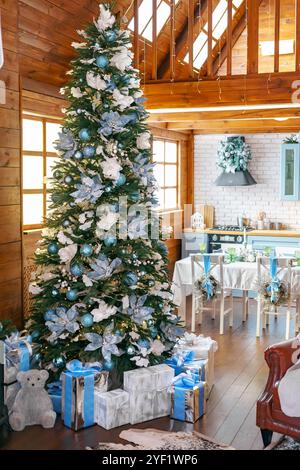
[182,232,208,258]
[280,143,300,201]
[248,235,300,253]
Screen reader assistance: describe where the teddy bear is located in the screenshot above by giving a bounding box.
[9,369,56,432]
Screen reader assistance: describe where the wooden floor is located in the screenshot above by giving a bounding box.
[3,297,290,451]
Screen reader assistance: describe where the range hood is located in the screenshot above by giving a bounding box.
[215,170,257,187]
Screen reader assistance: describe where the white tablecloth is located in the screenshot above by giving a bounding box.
[172,257,300,311]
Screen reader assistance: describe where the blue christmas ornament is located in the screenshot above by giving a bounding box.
[51,288,59,297]
[70,263,84,277]
[83,145,96,158]
[96,55,109,68]
[124,272,138,286]
[80,244,93,257]
[106,30,117,42]
[127,346,135,356]
[64,175,73,185]
[138,339,150,349]
[79,128,90,141]
[53,357,65,368]
[105,187,112,193]
[34,353,41,362]
[31,330,40,340]
[44,309,56,321]
[53,170,61,179]
[159,303,164,309]
[48,243,59,255]
[148,280,155,287]
[104,236,117,248]
[116,174,126,186]
[104,360,114,371]
[66,289,78,301]
[81,313,94,328]
[63,220,70,228]
[74,151,83,160]
[149,327,158,338]
[148,319,155,327]
[129,191,140,203]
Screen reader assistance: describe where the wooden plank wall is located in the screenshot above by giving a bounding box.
[0,0,22,326]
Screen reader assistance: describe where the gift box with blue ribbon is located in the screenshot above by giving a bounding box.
[171,373,206,423]
[48,381,62,415]
[165,351,195,376]
[61,360,103,431]
[183,359,207,384]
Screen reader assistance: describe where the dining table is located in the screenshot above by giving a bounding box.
[172,256,300,324]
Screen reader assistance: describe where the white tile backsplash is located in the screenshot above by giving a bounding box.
[194,133,300,230]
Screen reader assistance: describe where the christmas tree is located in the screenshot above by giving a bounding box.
[28,3,183,378]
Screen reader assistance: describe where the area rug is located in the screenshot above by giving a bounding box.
[266,436,300,450]
[91,429,235,451]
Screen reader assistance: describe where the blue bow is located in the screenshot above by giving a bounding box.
[168,351,195,368]
[4,332,32,371]
[202,255,214,300]
[172,373,205,422]
[66,359,102,376]
[267,257,280,304]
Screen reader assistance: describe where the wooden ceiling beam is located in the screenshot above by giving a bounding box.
[148,107,300,123]
[167,118,300,131]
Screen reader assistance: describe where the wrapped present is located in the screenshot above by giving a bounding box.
[1,334,32,411]
[48,381,62,414]
[175,333,218,395]
[124,364,174,425]
[171,373,206,423]
[61,360,103,431]
[95,388,129,430]
[183,359,207,384]
[165,351,195,376]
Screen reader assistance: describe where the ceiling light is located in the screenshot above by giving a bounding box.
[147,103,300,114]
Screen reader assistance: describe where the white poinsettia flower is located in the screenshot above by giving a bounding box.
[151,340,165,357]
[110,46,133,72]
[71,87,83,98]
[95,4,115,31]
[137,132,151,150]
[71,42,87,49]
[129,330,140,341]
[29,283,43,295]
[128,77,141,89]
[91,300,118,322]
[86,72,106,91]
[79,220,93,231]
[82,274,93,287]
[97,211,119,231]
[59,244,78,263]
[112,89,134,111]
[81,58,95,65]
[100,157,122,181]
[57,231,73,245]
[131,356,149,368]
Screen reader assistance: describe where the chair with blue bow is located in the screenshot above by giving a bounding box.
[191,254,233,335]
[255,256,299,339]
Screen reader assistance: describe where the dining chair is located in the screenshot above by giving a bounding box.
[191,254,233,335]
[255,256,299,340]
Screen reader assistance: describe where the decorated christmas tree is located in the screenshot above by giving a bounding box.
[28,3,183,378]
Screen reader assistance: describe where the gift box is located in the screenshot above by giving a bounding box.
[171,374,206,423]
[123,364,174,425]
[48,381,62,414]
[1,335,32,411]
[95,388,129,430]
[175,333,218,395]
[183,359,207,384]
[165,351,195,376]
[61,360,104,431]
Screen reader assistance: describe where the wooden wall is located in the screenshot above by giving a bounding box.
[0,0,22,326]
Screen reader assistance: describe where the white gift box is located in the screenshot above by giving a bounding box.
[175,333,218,395]
[123,364,174,425]
[95,388,130,430]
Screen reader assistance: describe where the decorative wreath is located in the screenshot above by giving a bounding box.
[194,275,218,302]
[261,279,289,306]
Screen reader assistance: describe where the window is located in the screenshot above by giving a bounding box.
[153,139,179,211]
[184,0,242,70]
[128,0,180,41]
[22,115,62,230]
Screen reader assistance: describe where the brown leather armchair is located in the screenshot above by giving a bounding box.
[257,339,300,447]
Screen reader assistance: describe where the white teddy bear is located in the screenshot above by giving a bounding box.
[9,369,56,432]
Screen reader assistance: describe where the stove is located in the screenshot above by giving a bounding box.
[208,226,254,253]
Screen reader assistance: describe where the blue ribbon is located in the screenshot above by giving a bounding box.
[184,359,207,382]
[267,257,280,303]
[165,351,195,376]
[173,374,205,422]
[202,255,213,300]
[4,333,32,371]
[63,360,101,430]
